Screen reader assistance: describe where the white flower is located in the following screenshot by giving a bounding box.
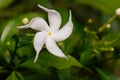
[116,8,120,16]
[17,4,73,63]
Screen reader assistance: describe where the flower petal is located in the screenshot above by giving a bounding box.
[33,31,48,63]
[46,37,67,58]
[17,17,49,31]
[52,10,73,42]
[38,4,61,32]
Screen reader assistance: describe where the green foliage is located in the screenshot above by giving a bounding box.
[7,71,18,80]
[1,19,19,47]
[38,53,82,69]
[96,67,110,80]
[0,0,120,80]
[0,0,14,10]
[20,53,82,69]
[77,0,120,13]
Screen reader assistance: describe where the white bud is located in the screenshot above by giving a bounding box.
[22,17,29,24]
[106,24,111,29]
[116,8,120,16]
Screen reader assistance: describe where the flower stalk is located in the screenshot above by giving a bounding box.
[98,14,116,32]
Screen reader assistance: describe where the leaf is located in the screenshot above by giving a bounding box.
[35,0,51,7]
[0,12,43,48]
[16,72,25,80]
[80,31,98,65]
[96,67,110,80]
[80,50,94,65]
[21,52,83,69]
[37,52,83,69]
[6,71,18,80]
[1,20,17,46]
[0,0,14,10]
[78,0,120,13]
[20,59,43,70]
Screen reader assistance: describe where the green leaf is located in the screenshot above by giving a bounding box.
[80,31,98,65]
[0,0,14,10]
[21,52,83,69]
[16,72,25,80]
[37,52,83,69]
[35,0,51,7]
[6,71,18,80]
[96,67,110,80]
[0,19,19,47]
[78,0,120,13]
[80,50,94,65]
[0,12,43,48]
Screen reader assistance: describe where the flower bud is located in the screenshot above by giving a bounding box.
[6,41,10,45]
[87,18,93,23]
[106,24,111,29]
[116,8,120,16]
[22,17,29,24]
[84,27,88,32]
[110,47,114,51]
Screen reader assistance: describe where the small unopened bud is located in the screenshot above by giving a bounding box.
[116,8,120,16]
[6,41,10,45]
[84,27,88,32]
[106,24,111,29]
[22,17,29,24]
[87,18,93,23]
[110,47,114,51]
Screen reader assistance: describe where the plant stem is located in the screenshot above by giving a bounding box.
[98,14,116,32]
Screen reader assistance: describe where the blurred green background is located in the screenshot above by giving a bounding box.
[0,0,120,80]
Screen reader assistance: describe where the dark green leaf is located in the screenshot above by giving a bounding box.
[96,67,110,80]
[37,52,83,69]
[16,72,24,80]
[6,71,18,80]
[80,50,95,65]
[21,52,83,69]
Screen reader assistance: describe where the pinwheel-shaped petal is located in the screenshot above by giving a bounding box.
[17,4,73,63]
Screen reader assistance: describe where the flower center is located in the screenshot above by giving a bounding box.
[48,32,52,36]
